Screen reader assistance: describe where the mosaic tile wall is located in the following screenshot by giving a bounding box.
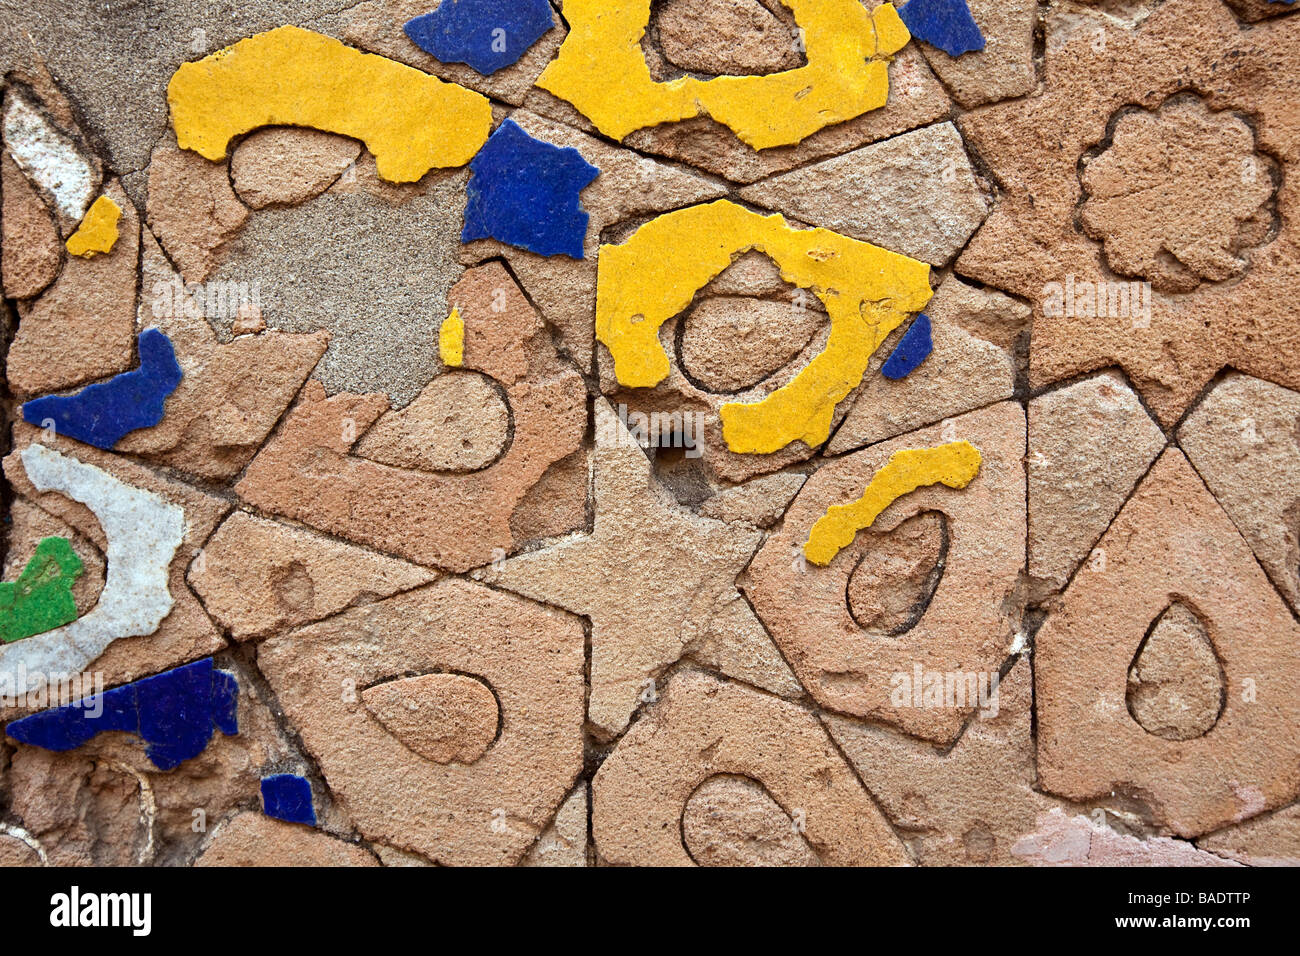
[0,0,1297,866]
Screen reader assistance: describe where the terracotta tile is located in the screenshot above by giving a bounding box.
[1035,449,1300,837]
[256,579,585,866]
[592,669,909,866]
[745,401,1026,744]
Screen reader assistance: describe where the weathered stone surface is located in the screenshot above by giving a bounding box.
[1035,449,1300,836]
[1200,802,1300,866]
[1179,372,1300,612]
[1080,97,1275,293]
[682,774,820,867]
[189,511,437,640]
[958,0,1300,425]
[460,109,727,371]
[746,402,1026,744]
[920,0,1037,107]
[1028,371,1166,599]
[622,46,951,185]
[828,659,1061,866]
[146,141,248,283]
[509,450,589,546]
[679,297,827,394]
[828,277,1022,454]
[7,180,137,398]
[258,580,585,866]
[523,783,588,867]
[3,425,228,704]
[196,812,377,867]
[361,673,498,765]
[1011,808,1239,866]
[2,151,62,299]
[1127,601,1224,741]
[4,749,144,866]
[205,153,469,406]
[236,263,586,572]
[1221,0,1300,22]
[355,370,510,472]
[230,126,361,209]
[698,472,806,528]
[0,834,42,866]
[592,670,908,866]
[651,0,802,77]
[480,401,762,737]
[117,230,329,481]
[738,122,989,266]
[686,590,803,699]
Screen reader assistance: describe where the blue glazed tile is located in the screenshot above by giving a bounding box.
[898,0,986,57]
[261,774,317,826]
[21,328,182,450]
[881,313,933,380]
[462,119,599,259]
[404,0,555,75]
[5,658,239,771]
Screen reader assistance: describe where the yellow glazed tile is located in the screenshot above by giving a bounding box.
[803,441,982,566]
[537,0,909,150]
[596,200,931,455]
[168,25,492,182]
[439,307,464,367]
[65,195,122,258]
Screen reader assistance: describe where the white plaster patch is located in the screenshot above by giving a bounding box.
[0,444,185,694]
[3,93,98,222]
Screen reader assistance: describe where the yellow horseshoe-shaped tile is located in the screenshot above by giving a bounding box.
[537,0,910,149]
[595,200,932,455]
[167,26,492,182]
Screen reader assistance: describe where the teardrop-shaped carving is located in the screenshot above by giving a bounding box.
[682,774,819,866]
[362,673,500,764]
[846,511,948,635]
[1127,601,1225,740]
[354,370,511,473]
[679,296,826,394]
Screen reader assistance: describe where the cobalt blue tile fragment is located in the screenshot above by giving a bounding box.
[462,119,599,259]
[5,658,238,771]
[881,313,934,380]
[404,0,555,76]
[898,0,986,57]
[21,328,182,450]
[261,774,317,826]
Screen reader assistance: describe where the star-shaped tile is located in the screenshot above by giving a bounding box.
[476,400,762,738]
[956,0,1300,426]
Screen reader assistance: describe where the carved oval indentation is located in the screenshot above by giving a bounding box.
[1126,601,1225,741]
[650,0,806,79]
[679,296,826,394]
[846,511,948,635]
[361,673,500,764]
[682,774,819,867]
[354,370,510,472]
